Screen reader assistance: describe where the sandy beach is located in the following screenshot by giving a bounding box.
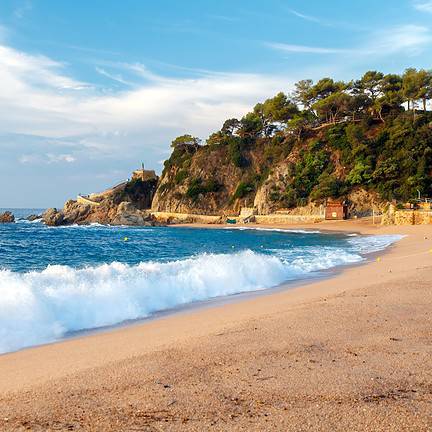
[0,219,431,431]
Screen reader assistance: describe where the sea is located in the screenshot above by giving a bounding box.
[0,208,402,354]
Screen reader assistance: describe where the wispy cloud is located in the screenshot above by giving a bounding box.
[288,9,323,24]
[267,24,432,58]
[14,0,32,19]
[413,1,432,12]
[208,14,239,22]
[95,66,134,86]
[266,42,349,55]
[371,24,432,55]
[19,153,76,164]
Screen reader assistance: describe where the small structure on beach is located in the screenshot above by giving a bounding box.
[325,199,347,220]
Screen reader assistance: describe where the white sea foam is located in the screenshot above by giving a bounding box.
[0,235,402,354]
[347,234,404,254]
[15,218,43,224]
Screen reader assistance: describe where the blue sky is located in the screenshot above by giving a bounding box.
[1,0,432,207]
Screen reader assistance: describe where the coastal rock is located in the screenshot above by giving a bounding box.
[26,214,41,221]
[0,211,15,223]
[346,189,385,218]
[111,202,154,226]
[42,208,64,226]
[62,200,93,224]
[48,175,160,226]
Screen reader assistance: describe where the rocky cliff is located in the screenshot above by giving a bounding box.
[152,69,432,218]
[151,125,393,218]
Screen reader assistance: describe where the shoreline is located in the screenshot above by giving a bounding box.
[1,220,431,430]
[1,218,392,357]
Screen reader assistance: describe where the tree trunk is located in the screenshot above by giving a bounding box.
[423,98,426,112]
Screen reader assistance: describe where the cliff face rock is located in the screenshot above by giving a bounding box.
[346,189,385,217]
[0,211,15,223]
[253,162,292,215]
[151,134,343,217]
[151,145,248,215]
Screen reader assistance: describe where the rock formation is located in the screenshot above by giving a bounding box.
[0,211,15,223]
[43,175,160,226]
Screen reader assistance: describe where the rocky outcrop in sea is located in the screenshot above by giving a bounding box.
[0,211,15,223]
[43,174,162,226]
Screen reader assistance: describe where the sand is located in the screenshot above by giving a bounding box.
[0,219,431,431]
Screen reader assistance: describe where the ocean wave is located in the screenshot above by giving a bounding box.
[0,234,402,354]
[0,251,292,353]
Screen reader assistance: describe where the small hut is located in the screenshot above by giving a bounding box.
[325,199,347,220]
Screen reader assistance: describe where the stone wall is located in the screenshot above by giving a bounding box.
[151,211,222,224]
[77,195,101,206]
[254,214,324,224]
[389,210,432,225]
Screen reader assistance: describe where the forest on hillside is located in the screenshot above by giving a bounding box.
[156,68,432,213]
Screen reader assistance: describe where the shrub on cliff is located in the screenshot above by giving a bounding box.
[186,177,222,201]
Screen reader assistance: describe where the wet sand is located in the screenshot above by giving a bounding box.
[0,220,431,431]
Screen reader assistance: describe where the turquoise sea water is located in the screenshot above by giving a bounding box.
[0,208,401,354]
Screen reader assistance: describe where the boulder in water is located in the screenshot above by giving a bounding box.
[0,211,15,223]
[42,208,64,226]
[26,214,42,221]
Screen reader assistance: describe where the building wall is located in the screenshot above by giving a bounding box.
[325,205,345,220]
[132,170,157,181]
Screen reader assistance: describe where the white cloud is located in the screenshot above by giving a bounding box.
[0,43,294,164]
[413,1,432,12]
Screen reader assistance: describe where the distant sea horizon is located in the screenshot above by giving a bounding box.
[0,208,46,219]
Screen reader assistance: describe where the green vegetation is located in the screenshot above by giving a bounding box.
[174,169,188,185]
[164,67,432,206]
[186,177,222,201]
[233,182,255,200]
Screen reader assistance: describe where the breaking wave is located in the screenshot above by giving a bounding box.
[0,235,402,354]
